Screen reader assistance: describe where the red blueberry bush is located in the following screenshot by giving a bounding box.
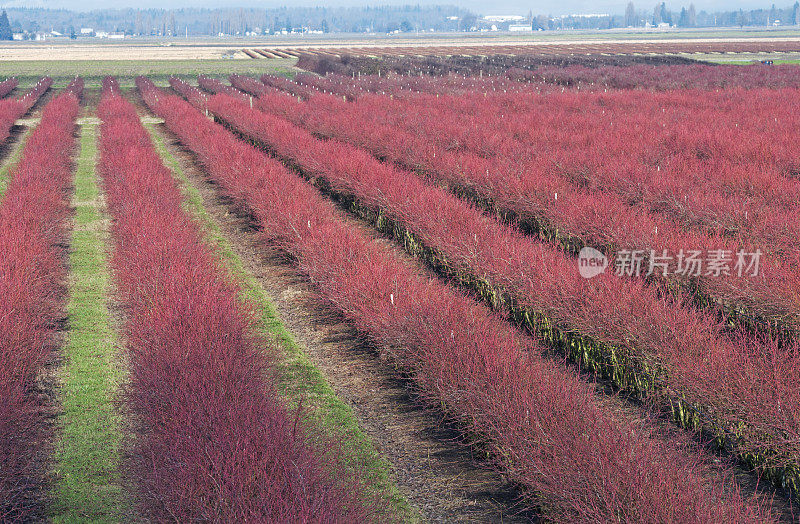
[145,76,775,522]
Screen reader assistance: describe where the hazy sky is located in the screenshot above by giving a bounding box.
[1,0,787,16]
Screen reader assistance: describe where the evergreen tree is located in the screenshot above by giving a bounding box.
[0,11,13,41]
[625,2,637,27]
[678,7,689,26]
[653,3,662,24]
[660,2,672,24]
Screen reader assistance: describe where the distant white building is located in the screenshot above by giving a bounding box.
[95,31,109,38]
[108,32,125,39]
[80,27,93,35]
[484,15,525,22]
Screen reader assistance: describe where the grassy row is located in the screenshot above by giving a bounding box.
[52,123,125,523]
[145,123,414,521]
[1,60,297,89]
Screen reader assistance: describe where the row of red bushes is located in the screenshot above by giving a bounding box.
[289,63,800,98]
[0,78,18,99]
[285,72,800,254]
[510,63,800,90]
[154,76,775,521]
[259,72,333,99]
[0,77,54,147]
[288,71,523,100]
[333,85,800,255]
[97,78,371,522]
[252,74,800,254]
[239,75,800,340]
[293,70,536,99]
[198,74,249,101]
[194,78,800,491]
[288,71,800,197]
[0,79,82,521]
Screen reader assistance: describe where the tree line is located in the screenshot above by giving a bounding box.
[1,3,799,39]
[1,6,471,38]
[623,1,800,27]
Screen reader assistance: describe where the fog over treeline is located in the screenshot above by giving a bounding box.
[4,6,472,36]
[2,3,798,37]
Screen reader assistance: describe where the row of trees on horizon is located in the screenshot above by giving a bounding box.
[624,1,800,27]
[0,3,799,39]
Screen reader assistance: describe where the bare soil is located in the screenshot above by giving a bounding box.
[0,44,252,61]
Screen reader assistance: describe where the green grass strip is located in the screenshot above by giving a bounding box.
[0,124,35,200]
[52,122,125,523]
[147,123,415,521]
[0,59,297,89]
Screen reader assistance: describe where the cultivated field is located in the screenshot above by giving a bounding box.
[2,33,800,522]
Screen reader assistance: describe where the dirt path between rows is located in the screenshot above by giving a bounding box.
[140,94,536,522]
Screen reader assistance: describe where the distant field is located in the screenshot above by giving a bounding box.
[4,46,799,88]
[0,41,256,60]
[2,28,800,87]
[0,59,297,87]
[0,29,797,83]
